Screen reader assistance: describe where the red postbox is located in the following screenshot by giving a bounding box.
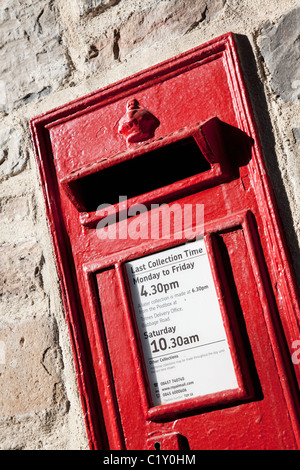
[31,33,300,450]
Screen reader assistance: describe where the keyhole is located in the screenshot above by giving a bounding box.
[154,441,161,450]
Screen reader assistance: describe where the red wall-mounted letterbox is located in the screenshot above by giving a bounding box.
[31,33,300,450]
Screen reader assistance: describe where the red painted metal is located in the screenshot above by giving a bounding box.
[118,98,160,145]
[30,33,300,450]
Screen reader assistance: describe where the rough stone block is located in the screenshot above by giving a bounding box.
[292,128,300,147]
[0,0,70,113]
[0,318,66,419]
[118,0,225,52]
[260,6,300,103]
[87,0,225,69]
[76,0,121,16]
[0,196,29,224]
[0,127,28,181]
[0,239,45,311]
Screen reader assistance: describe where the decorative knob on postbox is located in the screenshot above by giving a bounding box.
[118,99,160,145]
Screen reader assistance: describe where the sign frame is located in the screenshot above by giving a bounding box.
[119,224,255,421]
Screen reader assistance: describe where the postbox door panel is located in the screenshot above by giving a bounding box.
[94,215,299,450]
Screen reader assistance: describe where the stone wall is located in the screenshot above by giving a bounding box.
[0,0,299,449]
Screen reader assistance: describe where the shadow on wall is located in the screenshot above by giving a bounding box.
[235,33,300,290]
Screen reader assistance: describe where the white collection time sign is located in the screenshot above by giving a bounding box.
[126,238,238,407]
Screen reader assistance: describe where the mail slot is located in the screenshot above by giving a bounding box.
[31,33,300,450]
